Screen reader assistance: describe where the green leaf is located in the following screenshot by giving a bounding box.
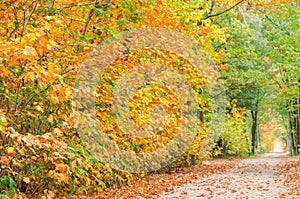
[94,8,106,16]
[0,176,16,196]
[116,19,128,25]
[0,120,5,125]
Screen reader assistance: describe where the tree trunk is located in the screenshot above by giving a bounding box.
[251,109,258,155]
[287,99,299,156]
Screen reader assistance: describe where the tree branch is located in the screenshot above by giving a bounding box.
[21,2,38,36]
[81,7,95,37]
[203,0,248,20]
[264,14,291,36]
[63,2,95,9]
[208,1,215,16]
[75,1,99,52]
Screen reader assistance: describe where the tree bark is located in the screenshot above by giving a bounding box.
[250,100,259,155]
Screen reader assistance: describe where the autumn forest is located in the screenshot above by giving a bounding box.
[0,0,299,198]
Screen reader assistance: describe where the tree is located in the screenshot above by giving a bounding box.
[0,0,230,197]
[261,2,300,155]
[213,8,272,154]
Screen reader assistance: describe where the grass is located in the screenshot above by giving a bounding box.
[240,153,264,159]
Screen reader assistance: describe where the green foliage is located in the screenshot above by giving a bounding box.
[261,2,300,154]
[212,101,249,157]
[0,176,17,197]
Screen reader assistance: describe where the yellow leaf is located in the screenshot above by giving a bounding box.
[35,105,44,112]
[6,147,14,154]
[47,115,54,122]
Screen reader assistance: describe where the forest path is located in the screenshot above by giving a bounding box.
[73,153,300,199]
[159,153,296,199]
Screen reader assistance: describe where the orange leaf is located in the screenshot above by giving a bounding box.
[0,156,10,165]
[56,163,68,173]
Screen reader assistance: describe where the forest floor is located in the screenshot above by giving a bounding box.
[73,153,300,199]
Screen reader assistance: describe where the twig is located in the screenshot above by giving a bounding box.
[63,2,95,9]
[203,0,247,20]
[21,2,38,36]
[82,9,94,37]
[75,1,99,52]
[8,7,20,39]
[264,14,291,36]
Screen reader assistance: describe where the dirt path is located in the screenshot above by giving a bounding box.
[73,153,300,199]
[159,153,296,199]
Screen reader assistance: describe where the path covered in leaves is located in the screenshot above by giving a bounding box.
[159,153,297,199]
[75,153,300,199]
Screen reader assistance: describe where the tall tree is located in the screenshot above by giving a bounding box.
[261,2,300,155]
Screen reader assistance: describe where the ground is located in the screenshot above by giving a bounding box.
[72,153,300,199]
[159,153,295,199]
